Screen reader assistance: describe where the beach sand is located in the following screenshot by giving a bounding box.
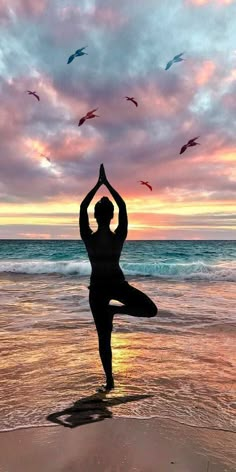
[0,417,235,472]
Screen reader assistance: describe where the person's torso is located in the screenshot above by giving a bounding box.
[84,230,125,282]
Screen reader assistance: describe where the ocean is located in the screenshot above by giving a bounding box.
[0,240,235,435]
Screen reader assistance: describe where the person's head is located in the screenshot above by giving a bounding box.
[94,196,114,226]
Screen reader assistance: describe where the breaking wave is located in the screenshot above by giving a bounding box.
[0,259,236,281]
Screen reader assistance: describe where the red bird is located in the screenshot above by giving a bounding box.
[78,108,99,126]
[86,108,99,117]
[78,116,86,126]
[139,180,152,191]
[87,113,99,120]
[125,96,138,107]
[180,136,200,154]
[26,90,40,101]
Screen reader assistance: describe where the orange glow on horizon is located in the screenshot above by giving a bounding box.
[1,193,236,240]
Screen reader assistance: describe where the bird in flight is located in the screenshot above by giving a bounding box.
[125,96,138,107]
[139,181,152,191]
[26,90,40,101]
[67,46,88,64]
[78,108,99,126]
[165,52,185,71]
[180,137,200,155]
[86,108,99,117]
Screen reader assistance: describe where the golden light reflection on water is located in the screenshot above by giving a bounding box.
[1,273,235,435]
[111,333,135,374]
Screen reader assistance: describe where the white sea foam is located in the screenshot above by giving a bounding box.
[0,259,91,276]
[0,259,236,281]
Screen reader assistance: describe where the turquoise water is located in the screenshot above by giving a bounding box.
[0,240,236,280]
[0,240,235,434]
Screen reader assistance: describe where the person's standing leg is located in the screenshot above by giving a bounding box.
[89,288,114,390]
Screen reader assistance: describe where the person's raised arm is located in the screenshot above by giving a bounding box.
[79,176,102,240]
[100,164,128,239]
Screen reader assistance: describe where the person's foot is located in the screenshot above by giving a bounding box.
[96,379,114,393]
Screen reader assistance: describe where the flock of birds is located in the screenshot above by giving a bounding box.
[25,48,201,192]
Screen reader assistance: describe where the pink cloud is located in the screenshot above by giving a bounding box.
[22,131,104,171]
[187,0,233,5]
[18,233,51,239]
[9,0,48,17]
[46,133,104,163]
[53,4,127,46]
[221,92,236,110]
[223,68,236,85]
[88,79,190,128]
[0,3,11,23]
[58,6,81,21]
[141,86,181,117]
[92,7,128,29]
[57,5,127,30]
[0,0,48,22]
[195,61,216,86]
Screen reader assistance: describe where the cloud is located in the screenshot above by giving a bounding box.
[186,0,234,5]
[0,0,236,238]
[8,0,48,17]
[194,60,216,86]
[18,232,51,239]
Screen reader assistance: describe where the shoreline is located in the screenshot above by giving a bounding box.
[0,413,235,435]
[0,417,235,472]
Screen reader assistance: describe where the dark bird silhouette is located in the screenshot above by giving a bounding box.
[67,46,88,64]
[78,108,99,126]
[165,52,185,70]
[78,116,86,126]
[180,137,200,154]
[188,136,200,144]
[86,108,99,117]
[125,96,138,107]
[139,180,152,191]
[87,113,99,120]
[26,90,40,101]
[67,54,75,64]
[75,46,88,56]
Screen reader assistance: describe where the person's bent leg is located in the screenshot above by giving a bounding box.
[89,290,114,390]
[110,282,157,318]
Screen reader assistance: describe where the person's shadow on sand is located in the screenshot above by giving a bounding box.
[46,393,153,428]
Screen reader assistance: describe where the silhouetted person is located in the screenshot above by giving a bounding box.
[79,164,157,392]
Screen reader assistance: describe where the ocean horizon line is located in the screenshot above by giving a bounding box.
[0,238,235,242]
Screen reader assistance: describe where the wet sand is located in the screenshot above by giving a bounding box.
[0,417,235,472]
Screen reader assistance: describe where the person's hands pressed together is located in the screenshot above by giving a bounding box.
[98,163,108,186]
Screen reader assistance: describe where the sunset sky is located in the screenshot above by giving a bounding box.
[0,0,235,240]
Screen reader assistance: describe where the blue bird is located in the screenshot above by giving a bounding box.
[165,52,185,70]
[75,46,88,56]
[67,46,88,64]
